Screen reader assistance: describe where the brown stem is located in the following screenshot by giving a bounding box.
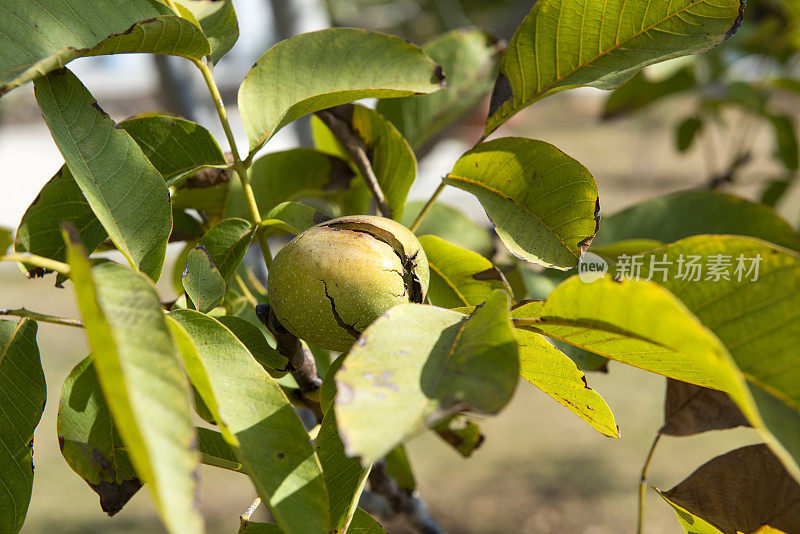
[316,106,392,219]
[256,304,322,396]
[367,461,446,534]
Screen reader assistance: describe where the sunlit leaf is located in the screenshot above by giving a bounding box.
[239,27,444,153]
[64,233,202,534]
[0,227,13,253]
[0,319,45,534]
[216,315,287,375]
[36,69,171,280]
[182,246,226,313]
[513,327,618,438]
[377,28,503,148]
[445,137,599,269]
[261,202,332,237]
[335,291,518,463]
[661,445,800,534]
[0,0,210,96]
[432,415,485,457]
[167,310,330,534]
[419,235,512,308]
[485,0,745,136]
[57,355,142,516]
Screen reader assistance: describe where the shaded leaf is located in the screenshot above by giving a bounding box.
[216,315,287,376]
[178,0,239,64]
[57,356,141,516]
[239,27,444,153]
[401,201,493,258]
[662,379,749,436]
[227,148,354,220]
[0,0,210,96]
[768,114,799,171]
[0,227,13,253]
[316,411,370,533]
[312,104,417,221]
[445,137,599,269]
[432,415,484,457]
[662,445,800,534]
[182,246,226,313]
[0,319,45,534]
[513,327,618,438]
[36,69,171,280]
[594,190,800,251]
[348,509,386,533]
[419,235,512,308]
[197,427,242,472]
[604,68,697,119]
[760,179,791,208]
[485,0,745,136]
[335,291,518,463]
[677,116,704,152]
[167,310,330,534]
[64,235,201,534]
[377,28,503,149]
[384,445,416,491]
[198,218,253,283]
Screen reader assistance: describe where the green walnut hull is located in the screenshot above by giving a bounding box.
[267,215,430,352]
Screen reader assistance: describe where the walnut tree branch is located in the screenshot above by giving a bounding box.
[365,461,447,534]
[255,303,322,399]
[315,106,393,219]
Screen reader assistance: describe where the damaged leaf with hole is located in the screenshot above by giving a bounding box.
[267,215,429,352]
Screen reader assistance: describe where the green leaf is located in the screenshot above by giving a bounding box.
[227,148,354,219]
[57,355,142,516]
[216,315,287,375]
[348,509,386,533]
[120,113,227,185]
[603,68,697,119]
[197,427,242,472]
[63,234,201,534]
[401,201,493,258]
[384,445,416,490]
[167,310,330,534]
[177,0,239,64]
[432,415,485,457]
[35,69,171,280]
[0,319,45,534]
[658,494,724,534]
[660,445,800,534]
[335,291,518,463]
[511,277,752,410]
[182,246,226,313]
[514,328,618,438]
[484,0,745,136]
[676,116,704,152]
[761,179,792,208]
[0,0,210,96]
[197,218,254,283]
[444,137,599,269]
[377,28,503,149]
[610,236,800,478]
[419,235,512,308]
[316,412,370,532]
[594,190,800,251]
[312,104,418,221]
[261,202,333,237]
[768,113,799,171]
[238,27,444,153]
[0,227,12,253]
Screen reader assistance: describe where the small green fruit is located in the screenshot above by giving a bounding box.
[267,215,430,352]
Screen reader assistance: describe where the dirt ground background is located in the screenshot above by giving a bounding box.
[2,67,795,533]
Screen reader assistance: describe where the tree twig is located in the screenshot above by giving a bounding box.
[0,307,84,328]
[637,432,662,534]
[256,304,322,405]
[316,106,393,219]
[366,461,447,534]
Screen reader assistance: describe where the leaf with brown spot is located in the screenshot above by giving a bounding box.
[660,445,800,534]
[662,379,750,436]
[432,415,485,457]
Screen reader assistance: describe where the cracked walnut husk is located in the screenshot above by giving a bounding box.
[266,215,429,352]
